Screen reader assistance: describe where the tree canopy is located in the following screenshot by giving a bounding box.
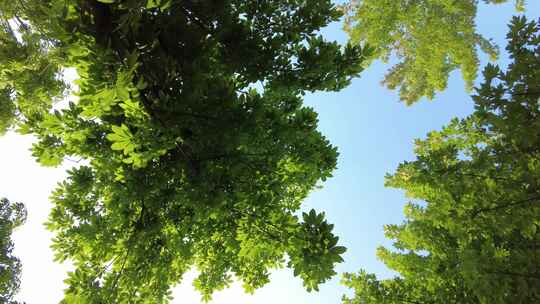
[343,0,525,104]
[342,16,540,303]
[0,198,27,304]
[0,5,66,135]
[0,0,370,302]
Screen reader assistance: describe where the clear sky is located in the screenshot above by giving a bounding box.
[3,2,540,303]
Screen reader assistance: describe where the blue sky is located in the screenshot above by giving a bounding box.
[4,1,540,303]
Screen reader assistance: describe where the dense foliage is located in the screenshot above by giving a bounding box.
[0,198,27,304]
[342,16,540,303]
[0,6,66,135]
[0,0,370,302]
[343,0,525,104]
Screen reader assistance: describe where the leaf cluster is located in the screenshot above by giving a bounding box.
[342,0,524,104]
[0,198,27,304]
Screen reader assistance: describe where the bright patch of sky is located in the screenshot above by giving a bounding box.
[3,1,539,303]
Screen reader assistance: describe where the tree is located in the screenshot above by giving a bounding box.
[0,198,27,304]
[0,1,371,302]
[342,16,540,304]
[0,3,66,135]
[342,0,525,104]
